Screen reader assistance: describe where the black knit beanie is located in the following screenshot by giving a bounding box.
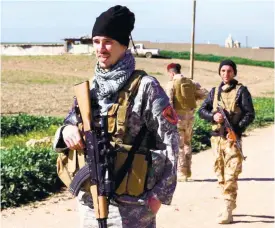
[218,59,237,76]
[92,5,135,47]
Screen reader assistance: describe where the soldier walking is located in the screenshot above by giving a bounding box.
[166,63,208,181]
[198,59,255,224]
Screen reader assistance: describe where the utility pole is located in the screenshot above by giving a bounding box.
[190,0,196,79]
[245,36,248,48]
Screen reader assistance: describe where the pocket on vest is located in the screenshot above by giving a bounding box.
[114,151,148,197]
[181,84,192,98]
[56,152,74,188]
[108,104,119,134]
[180,84,196,109]
[56,150,85,188]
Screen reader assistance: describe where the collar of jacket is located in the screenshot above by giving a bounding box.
[219,79,238,93]
[173,74,185,80]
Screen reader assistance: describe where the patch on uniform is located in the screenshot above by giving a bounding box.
[162,105,178,125]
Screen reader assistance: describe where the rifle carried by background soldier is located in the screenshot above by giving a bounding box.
[199,59,255,224]
[217,104,246,161]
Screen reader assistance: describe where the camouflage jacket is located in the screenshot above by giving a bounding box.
[53,75,179,206]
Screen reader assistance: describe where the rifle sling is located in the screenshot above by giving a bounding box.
[114,125,147,191]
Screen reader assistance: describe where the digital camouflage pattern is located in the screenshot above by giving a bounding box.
[77,191,156,228]
[54,75,179,227]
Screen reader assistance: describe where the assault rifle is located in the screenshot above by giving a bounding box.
[69,81,115,228]
[217,105,247,161]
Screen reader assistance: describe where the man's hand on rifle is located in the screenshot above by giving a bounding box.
[213,112,224,123]
[62,125,85,150]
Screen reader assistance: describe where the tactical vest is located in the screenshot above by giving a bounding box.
[212,83,243,132]
[57,70,149,197]
[173,77,196,113]
[107,70,149,196]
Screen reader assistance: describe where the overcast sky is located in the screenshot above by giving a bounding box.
[1,0,274,47]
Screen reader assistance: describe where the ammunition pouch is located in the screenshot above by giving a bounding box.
[56,149,85,188]
[56,70,149,198]
[112,142,149,197]
[58,130,149,197]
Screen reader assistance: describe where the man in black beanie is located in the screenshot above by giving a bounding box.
[53,5,179,228]
[198,59,255,224]
[91,5,135,69]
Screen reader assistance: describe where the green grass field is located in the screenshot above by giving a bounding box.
[160,50,274,68]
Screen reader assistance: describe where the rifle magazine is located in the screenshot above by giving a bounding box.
[69,165,90,196]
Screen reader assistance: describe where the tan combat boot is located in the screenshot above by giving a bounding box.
[217,208,233,224]
[177,168,192,182]
[177,172,188,182]
[217,201,235,224]
[186,169,192,178]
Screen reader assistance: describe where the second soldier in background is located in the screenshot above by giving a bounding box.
[166,63,208,181]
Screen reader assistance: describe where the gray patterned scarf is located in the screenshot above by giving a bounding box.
[92,50,135,114]
[93,51,135,99]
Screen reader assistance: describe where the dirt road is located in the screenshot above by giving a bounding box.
[157,125,274,228]
[2,125,274,228]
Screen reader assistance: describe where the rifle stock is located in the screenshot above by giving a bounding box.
[73,81,108,227]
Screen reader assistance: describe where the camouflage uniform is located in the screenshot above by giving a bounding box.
[198,80,255,223]
[54,75,179,227]
[210,136,242,210]
[166,74,207,179]
[77,193,156,228]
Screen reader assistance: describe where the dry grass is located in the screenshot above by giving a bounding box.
[1,55,274,117]
[2,70,82,85]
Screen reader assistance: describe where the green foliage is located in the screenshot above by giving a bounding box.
[1,113,63,137]
[160,50,274,68]
[1,147,62,208]
[148,72,163,76]
[1,99,273,208]
[192,113,211,152]
[1,114,64,208]
[248,97,274,129]
[1,125,58,148]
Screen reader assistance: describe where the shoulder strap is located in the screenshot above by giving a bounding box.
[114,71,147,189]
[212,86,220,112]
[118,70,147,105]
[128,70,147,103]
[114,70,147,143]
